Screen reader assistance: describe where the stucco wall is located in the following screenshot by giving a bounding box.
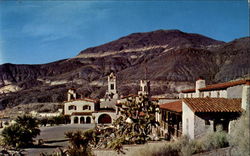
[227,85,243,98]
[93,112,117,124]
[64,100,95,115]
[182,101,195,139]
[194,114,213,138]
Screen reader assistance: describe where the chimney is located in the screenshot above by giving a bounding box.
[241,80,250,111]
[195,78,206,96]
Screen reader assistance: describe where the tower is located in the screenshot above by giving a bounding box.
[138,80,150,96]
[67,88,76,101]
[106,72,118,99]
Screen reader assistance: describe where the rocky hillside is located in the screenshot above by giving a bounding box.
[0,30,249,110]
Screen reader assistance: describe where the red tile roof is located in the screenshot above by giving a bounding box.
[199,79,249,91]
[180,79,249,93]
[183,98,242,113]
[65,97,99,103]
[72,112,92,115]
[159,100,182,113]
[181,88,195,93]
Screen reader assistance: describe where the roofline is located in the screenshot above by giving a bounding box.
[183,98,243,113]
[180,79,250,93]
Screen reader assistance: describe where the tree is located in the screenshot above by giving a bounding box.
[106,95,159,152]
[1,115,40,148]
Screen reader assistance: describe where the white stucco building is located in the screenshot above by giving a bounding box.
[64,73,120,125]
[159,79,250,140]
[179,79,248,99]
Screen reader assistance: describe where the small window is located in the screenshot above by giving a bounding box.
[110,84,114,90]
[205,120,210,125]
[217,91,220,98]
[83,105,90,110]
[68,105,76,110]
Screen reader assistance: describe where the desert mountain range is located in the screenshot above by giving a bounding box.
[0,29,249,110]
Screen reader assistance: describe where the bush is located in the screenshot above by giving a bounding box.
[64,129,96,156]
[1,115,40,148]
[129,130,230,156]
[39,115,70,126]
[199,127,229,152]
[228,112,250,156]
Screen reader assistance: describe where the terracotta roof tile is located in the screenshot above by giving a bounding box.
[180,79,249,93]
[160,100,182,113]
[181,88,195,93]
[199,79,249,91]
[183,98,242,113]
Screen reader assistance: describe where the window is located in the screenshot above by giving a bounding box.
[83,105,90,110]
[217,91,220,98]
[68,105,76,110]
[110,84,114,90]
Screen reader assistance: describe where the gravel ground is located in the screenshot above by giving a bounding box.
[24,124,95,156]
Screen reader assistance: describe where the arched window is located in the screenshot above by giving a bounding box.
[68,105,76,110]
[80,117,85,124]
[86,117,91,123]
[74,117,78,124]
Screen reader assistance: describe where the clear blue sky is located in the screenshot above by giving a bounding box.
[0,0,249,65]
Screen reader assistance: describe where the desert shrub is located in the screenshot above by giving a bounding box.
[129,138,184,156]
[39,118,49,126]
[1,115,40,148]
[64,129,97,156]
[42,115,70,126]
[129,131,229,156]
[228,112,250,156]
[200,126,229,151]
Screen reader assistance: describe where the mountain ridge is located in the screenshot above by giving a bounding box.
[0,29,249,110]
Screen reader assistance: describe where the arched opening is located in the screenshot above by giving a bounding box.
[86,117,91,123]
[80,117,85,124]
[98,114,112,124]
[74,117,78,124]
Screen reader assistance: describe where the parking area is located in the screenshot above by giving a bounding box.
[25,124,95,155]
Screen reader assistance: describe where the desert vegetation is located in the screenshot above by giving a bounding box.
[228,112,250,156]
[0,115,40,148]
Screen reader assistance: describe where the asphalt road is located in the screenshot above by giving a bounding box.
[24,124,95,155]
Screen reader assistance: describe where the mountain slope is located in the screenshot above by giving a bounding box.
[0,29,249,110]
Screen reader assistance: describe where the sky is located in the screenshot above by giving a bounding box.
[0,0,249,65]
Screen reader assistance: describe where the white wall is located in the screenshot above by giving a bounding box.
[64,100,95,115]
[182,101,195,139]
[227,85,243,98]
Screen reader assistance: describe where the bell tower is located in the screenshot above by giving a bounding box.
[67,88,76,101]
[106,72,118,99]
[138,80,150,96]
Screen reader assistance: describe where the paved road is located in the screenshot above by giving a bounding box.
[25,124,95,155]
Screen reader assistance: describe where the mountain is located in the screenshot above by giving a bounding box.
[0,29,249,110]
